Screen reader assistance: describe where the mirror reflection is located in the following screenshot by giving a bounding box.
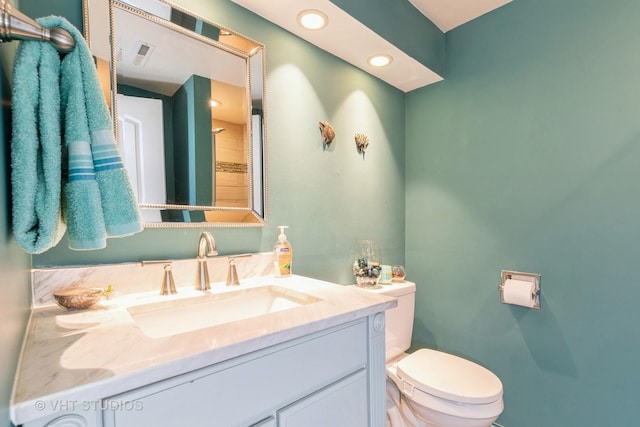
[83,0,267,226]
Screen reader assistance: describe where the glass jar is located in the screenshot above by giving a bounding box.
[352,240,382,287]
[391,265,406,282]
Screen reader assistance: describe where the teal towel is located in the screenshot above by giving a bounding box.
[11,33,66,253]
[11,16,142,252]
[44,17,143,250]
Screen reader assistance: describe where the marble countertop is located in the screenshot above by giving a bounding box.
[10,275,396,425]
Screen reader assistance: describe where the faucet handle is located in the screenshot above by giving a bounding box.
[161,263,177,295]
[226,258,240,286]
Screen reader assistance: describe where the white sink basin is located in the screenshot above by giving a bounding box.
[127,285,321,338]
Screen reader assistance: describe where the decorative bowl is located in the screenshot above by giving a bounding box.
[54,287,105,310]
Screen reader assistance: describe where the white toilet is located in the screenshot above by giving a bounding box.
[362,281,504,427]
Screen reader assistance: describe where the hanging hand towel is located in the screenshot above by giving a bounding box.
[42,16,143,250]
[11,34,66,254]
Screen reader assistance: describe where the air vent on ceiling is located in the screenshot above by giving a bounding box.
[131,41,155,67]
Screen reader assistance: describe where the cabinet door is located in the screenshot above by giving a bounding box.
[103,321,367,427]
[250,417,276,427]
[277,370,368,427]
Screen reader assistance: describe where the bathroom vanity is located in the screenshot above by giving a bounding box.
[10,267,394,427]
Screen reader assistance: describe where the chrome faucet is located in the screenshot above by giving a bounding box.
[196,231,218,291]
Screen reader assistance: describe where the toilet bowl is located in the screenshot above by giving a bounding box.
[358,281,504,427]
[386,351,503,427]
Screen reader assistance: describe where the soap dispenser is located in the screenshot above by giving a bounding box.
[273,226,292,277]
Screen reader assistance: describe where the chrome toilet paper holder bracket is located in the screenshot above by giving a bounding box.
[499,270,541,309]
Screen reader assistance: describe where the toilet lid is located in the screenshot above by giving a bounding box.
[397,349,503,404]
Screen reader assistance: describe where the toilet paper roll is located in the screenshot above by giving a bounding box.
[502,278,537,308]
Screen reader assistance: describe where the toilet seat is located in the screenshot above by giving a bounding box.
[395,349,504,420]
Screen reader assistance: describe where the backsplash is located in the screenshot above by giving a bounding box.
[31,252,275,308]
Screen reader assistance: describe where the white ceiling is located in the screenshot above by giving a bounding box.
[409,0,512,32]
[231,0,512,92]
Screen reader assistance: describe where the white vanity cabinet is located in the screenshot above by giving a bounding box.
[99,316,384,427]
[13,274,393,427]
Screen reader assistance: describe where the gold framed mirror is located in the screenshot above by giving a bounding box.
[83,0,267,227]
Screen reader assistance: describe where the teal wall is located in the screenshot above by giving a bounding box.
[172,74,212,206]
[33,0,407,283]
[0,3,32,426]
[406,0,640,425]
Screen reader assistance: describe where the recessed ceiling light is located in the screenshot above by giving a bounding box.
[297,9,328,30]
[368,54,393,67]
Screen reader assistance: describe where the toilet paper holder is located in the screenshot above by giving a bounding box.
[499,270,541,309]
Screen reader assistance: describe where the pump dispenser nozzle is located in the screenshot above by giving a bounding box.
[277,226,288,241]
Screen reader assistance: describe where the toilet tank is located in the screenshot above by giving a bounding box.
[360,281,416,361]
